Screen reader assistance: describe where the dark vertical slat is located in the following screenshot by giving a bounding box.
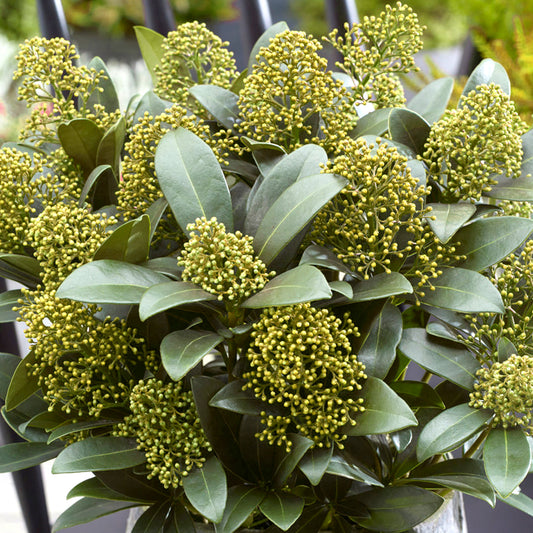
[0,279,51,533]
[457,34,482,77]
[142,0,175,35]
[238,0,273,54]
[325,0,359,31]
[36,0,70,40]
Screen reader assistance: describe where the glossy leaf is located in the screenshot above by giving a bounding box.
[417,404,493,461]
[245,144,328,236]
[47,419,117,444]
[351,272,412,302]
[0,253,41,287]
[388,108,431,154]
[0,352,20,399]
[486,175,533,201]
[161,329,223,381]
[183,455,227,523]
[0,289,22,322]
[259,491,304,531]
[460,59,510,100]
[216,485,266,533]
[354,486,443,532]
[97,116,126,171]
[155,128,233,233]
[52,437,146,473]
[390,381,445,409]
[190,85,240,130]
[139,281,216,321]
[285,506,329,533]
[358,303,402,379]
[95,468,167,503]
[132,501,171,533]
[399,328,480,389]
[87,57,120,113]
[347,377,417,436]
[209,380,272,416]
[453,216,533,271]
[134,26,165,84]
[57,118,102,173]
[163,502,197,533]
[56,260,168,304]
[351,107,392,137]
[273,434,314,487]
[425,203,476,243]
[78,164,114,206]
[0,441,64,472]
[407,77,454,124]
[67,477,152,503]
[483,428,531,497]
[241,265,331,308]
[248,21,290,72]
[419,268,504,314]
[254,173,347,265]
[298,446,333,486]
[501,492,533,518]
[326,453,383,487]
[52,498,137,532]
[5,350,40,411]
[329,281,352,299]
[94,215,150,264]
[299,245,354,275]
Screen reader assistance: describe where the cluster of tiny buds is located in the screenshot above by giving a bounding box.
[244,303,366,450]
[179,217,273,306]
[114,379,211,489]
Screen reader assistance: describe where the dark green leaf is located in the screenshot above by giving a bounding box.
[259,491,304,531]
[460,59,510,100]
[67,477,152,503]
[520,128,533,176]
[209,380,272,416]
[351,108,392,137]
[248,21,290,72]
[391,429,412,453]
[0,352,20,399]
[87,57,120,113]
[347,377,417,436]
[56,260,168,304]
[245,144,328,236]
[388,108,431,154]
[326,453,383,487]
[163,501,197,533]
[453,216,533,271]
[298,446,333,486]
[52,437,145,473]
[5,350,40,411]
[140,281,216,321]
[273,434,314,487]
[407,77,454,124]
[0,253,41,287]
[190,85,240,129]
[146,198,169,241]
[390,381,445,409]
[241,265,332,308]
[161,329,223,381]
[97,116,126,172]
[299,245,354,275]
[486,175,533,201]
[484,428,531,497]
[0,441,64,472]
[419,268,504,314]
[399,328,480,390]
[500,491,533,517]
[254,173,347,265]
[241,137,286,177]
[94,215,150,264]
[330,281,353,298]
[183,455,227,523]
[132,501,171,533]
[425,203,476,243]
[78,164,114,206]
[358,303,402,379]
[47,419,117,444]
[353,486,443,532]
[351,272,412,302]
[95,468,167,503]
[52,498,137,532]
[426,320,462,343]
[417,404,493,461]
[0,289,21,323]
[155,128,233,233]
[215,485,266,533]
[134,26,165,85]
[57,118,102,173]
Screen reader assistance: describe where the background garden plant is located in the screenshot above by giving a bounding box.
[0,3,533,532]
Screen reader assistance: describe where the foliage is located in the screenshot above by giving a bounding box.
[1,4,533,532]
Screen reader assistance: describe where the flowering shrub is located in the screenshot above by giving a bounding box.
[1,4,533,532]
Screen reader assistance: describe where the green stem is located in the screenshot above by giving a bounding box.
[463,425,492,459]
[421,370,432,383]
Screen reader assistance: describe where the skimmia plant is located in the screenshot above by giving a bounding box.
[1,3,533,532]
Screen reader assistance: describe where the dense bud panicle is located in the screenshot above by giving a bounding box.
[244,303,366,450]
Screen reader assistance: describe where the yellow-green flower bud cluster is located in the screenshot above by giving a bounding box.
[422,83,526,202]
[114,379,211,489]
[237,29,356,152]
[469,354,533,434]
[244,303,366,450]
[325,2,423,108]
[13,37,110,145]
[155,21,237,113]
[312,137,431,279]
[179,217,273,305]
[117,105,235,225]
[0,148,43,253]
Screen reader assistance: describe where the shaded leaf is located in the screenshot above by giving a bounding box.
[216,485,266,533]
[0,289,22,323]
[273,434,314,487]
[67,477,152,503]
[390,381,445,409]
[78,164,114,206]
[351,272,412,302]
[5,349,40,411]
[388,108,431,154]
[0,253,41,288]
[48,419,117,444]
[0,352,20,400]
[299,245,354,275]
[259,491,304,531]
[209,380,272,416]
[298,446,333,486]
[97,116,126,172]
[95,468,167,503]
[425,202,476,243]
[0,441,64,473]
[132,501,171,533]
[190,85,240,130]
[486,175,533,202]
[326,453,383,487]
[57,118,102,173]
[161,329,223,381]
[163,501,197,533]
[87,57,120,113]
